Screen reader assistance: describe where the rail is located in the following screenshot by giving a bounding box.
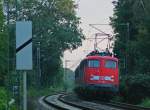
[43,93,150,110]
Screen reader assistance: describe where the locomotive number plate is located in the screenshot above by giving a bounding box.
[104,76,111,81]
[90,75,100,80]
[90,75,112,81]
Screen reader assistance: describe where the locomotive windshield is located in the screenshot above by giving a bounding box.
[88,60,100,68]
[105,60,117,68]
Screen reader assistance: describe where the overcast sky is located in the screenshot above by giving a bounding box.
[64,0,115,70]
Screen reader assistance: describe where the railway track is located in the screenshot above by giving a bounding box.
[42,93,150,110]
[95,101,150,110]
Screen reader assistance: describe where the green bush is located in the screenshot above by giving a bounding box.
[111,95,124,102]
[119,74,150,104]
[0,87,17,110]
[140,98,150,107]
[0,87,7,110]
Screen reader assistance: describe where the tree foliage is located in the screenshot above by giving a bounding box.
[111,0,150,103]
[0,1,8,86]
[119,74,150,104]
[8,0,84,86]
[111,0,150,75]
[0,88,7,110]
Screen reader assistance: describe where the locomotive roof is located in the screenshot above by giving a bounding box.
[85,55,118,61]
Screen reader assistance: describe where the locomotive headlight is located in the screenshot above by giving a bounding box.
[103,76,115,81]
[111,75,114,81]
[111,75,114,78]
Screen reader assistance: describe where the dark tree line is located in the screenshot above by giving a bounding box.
[0,0,84,87]
[111,0,150,103]
[0,0,8,86]
[111,0,150,75]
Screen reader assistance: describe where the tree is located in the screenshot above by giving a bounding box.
[0,0,8,86]
[8,0,84,86]
[111,0,150,103]
[111,0,150,75]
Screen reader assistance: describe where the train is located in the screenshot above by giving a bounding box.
[74,50,119,98]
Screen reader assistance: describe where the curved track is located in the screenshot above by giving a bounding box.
[43,94,82,110]
[42,93,150,110]
[95,101,150,110]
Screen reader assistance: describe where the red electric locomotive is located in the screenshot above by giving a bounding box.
[75,50,119,95]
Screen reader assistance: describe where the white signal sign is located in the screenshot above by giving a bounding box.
[16,21,32,70]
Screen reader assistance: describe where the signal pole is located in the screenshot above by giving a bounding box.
[5,0,10,110]
[115,23,130,74]
[94,34,98,50]
[126,23,130,74]
[37,42,41,88]
[23,71,27,110]
[64,60,71,92]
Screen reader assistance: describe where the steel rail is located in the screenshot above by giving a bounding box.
[43,93,103,110]
[59,94,150,110]
[58,95,93,110]
[102,101,150,110]
[58,94,119,110]
[43,94,69,110]
[43,93,150,110]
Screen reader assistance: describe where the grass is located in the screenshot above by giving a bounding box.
[111,95,124,102]
[140,98,150,107]
[0,87,17,110]
[28,85,65,110]
[0,87,7,110]
[27,70,75,109]
[28,85,65,98]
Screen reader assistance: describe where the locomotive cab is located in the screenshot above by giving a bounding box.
[75,51,119,93]
[84,56,119,92]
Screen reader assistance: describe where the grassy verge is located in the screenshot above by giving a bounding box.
[28,85,65,110]
[111,95,124,102]
[28,85,65,98]
[0,87,17,110]
[140,98,150,107]
[112,95,150,108]
[0,87,7,110]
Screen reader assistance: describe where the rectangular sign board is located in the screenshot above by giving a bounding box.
[16,21,32,70]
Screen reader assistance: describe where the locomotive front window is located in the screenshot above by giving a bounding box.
[88,60,100,68]
[105,60,117,68]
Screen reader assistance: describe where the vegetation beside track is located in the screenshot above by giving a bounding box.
[111,0,150,105]
[119,74,150,104]
[1,0,150,108]
[28,85,65,110]
[0,87,17,110]
[0,87,7,110]
[28,68,75,110]
[140,98,150,107]
[0,0,82,109]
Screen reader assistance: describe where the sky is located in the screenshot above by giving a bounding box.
[63,0,115,70]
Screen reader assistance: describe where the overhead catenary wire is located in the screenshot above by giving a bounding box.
[89,24,109,35]
[88,24,114,49]
[87,31,113,51]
